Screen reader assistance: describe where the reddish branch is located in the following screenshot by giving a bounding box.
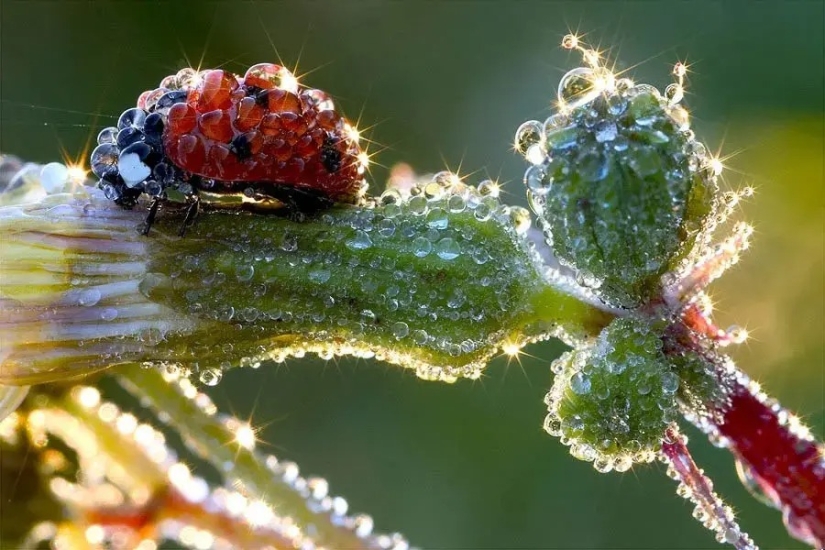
[714,379,825,547]
[82,486,296,549]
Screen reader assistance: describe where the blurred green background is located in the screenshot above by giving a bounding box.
[1,1,822,548]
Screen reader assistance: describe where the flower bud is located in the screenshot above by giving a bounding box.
[520,64,718,307]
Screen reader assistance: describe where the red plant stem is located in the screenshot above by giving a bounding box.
[713,377,825,547]
[661,427,754,550]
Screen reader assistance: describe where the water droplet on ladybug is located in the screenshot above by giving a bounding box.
[143,112,165,146]
[116,126,144,149]
[91,143,120,180]
[117,108,146,131]
[155,89,187,111]
[97,126,118,145]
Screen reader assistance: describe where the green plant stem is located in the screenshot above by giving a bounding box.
[2,184,612,386]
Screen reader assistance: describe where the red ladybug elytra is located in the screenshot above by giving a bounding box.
[90,63,367,234]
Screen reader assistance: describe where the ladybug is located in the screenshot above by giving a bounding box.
[90,64,367,234]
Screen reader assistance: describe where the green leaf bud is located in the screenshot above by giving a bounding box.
[519,61,719,308]
[544,317,680,472]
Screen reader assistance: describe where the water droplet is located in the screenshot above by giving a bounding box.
[435,238,460,260]
[380,188,402,205]
[477,179,501,198]
[412,329,428,345]
[447,194,466,213]
[734,459,777,509]
[426,207,449,230]
[77,288,102,307]
[360,309,377,324]
[391,322,409,340]
[545,125,581,151]
[637,379,652,395]
[280,233,298,252]
[578,151,608,181]
[346,230,373,250]
[570,372,591,395]
[594,120,618,143]
[561,33,579,50]
[199,368,223,386]
[353,514,374,538]
[408,195,428,215]
[423,181,444,200]
[514,120,544,156]
[240,307,260,322]
[378,218,396,237]
[558,67,600,109]
[236,264,255,282]
[412,236,432,257]
[40,162,69,194]
[669,105,690,130]
[524,165,550,195]
[100,308,119,321]
[612,135,629,152]
[510,207,532,235]
[593,457,613,473]
[664,83,684,104]
[97,126,118,145]
[217,305,235,322]
[661,371,680,394]
[628,146,662,177]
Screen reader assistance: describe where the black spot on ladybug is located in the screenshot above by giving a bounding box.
[320,136,342,173]
[245,85,270,108]
[230,134,253,161]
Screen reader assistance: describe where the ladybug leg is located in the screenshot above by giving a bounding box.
[178,195,200,237]
[268,185,334,221]
[139,196,163,236]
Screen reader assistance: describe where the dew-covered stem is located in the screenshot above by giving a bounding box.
[117,365,382,550]
[707,374,825,547]
[0,178,611,390]
[661,426,756,549]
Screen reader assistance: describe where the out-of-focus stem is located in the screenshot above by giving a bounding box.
[118,364,383,550]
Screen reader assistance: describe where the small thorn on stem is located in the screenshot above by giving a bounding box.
[666,222,753,306]
[680,302,748,346]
